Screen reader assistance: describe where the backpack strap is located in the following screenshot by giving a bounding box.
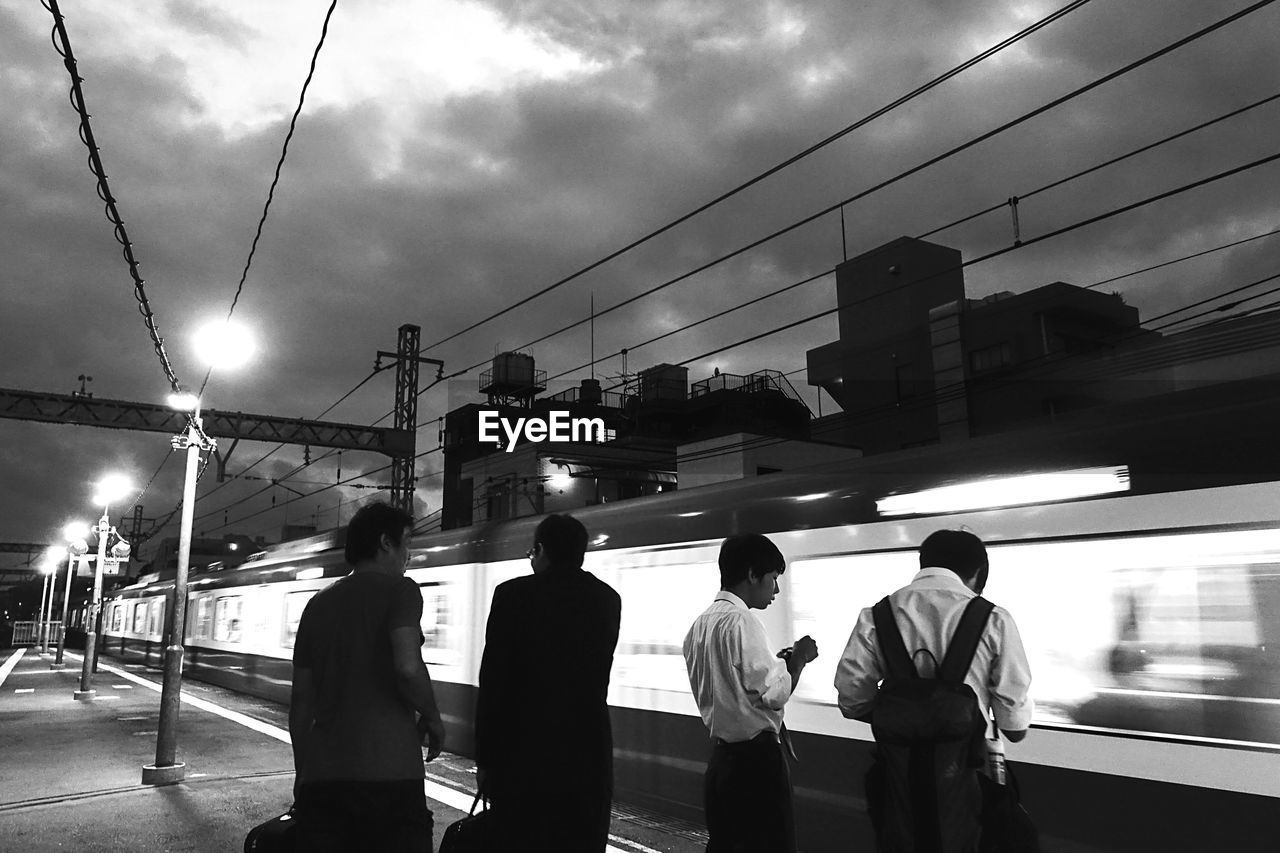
[872,596,917,679]
[938,596,995,685]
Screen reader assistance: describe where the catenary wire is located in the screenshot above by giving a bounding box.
[592,151,1280,395]
[439,1,1279,387]
[41,0,182,394]
[420,0,1098,352]
[198,0,341,398]
[539,88,1280,387]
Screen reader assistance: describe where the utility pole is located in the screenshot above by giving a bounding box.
[376,325,442,513]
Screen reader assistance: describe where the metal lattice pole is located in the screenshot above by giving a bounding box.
[390,324,420,513]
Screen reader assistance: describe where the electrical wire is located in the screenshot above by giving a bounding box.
[420,0,1099,353]
[199,0,341,398]
[589,151,1280,396]
[437,0,1280,387]
[545,137,1280,391]
[41,0,182,393]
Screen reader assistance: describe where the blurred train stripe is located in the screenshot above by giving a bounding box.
[75,653,659,852]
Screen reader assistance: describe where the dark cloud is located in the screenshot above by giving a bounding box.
[3,0,1278,549]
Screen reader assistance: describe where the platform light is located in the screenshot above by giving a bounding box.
[146,323,253,787]
[193,320,255,370]
[548,466,573,490]
[77,472,132,701]
[92,474,132,508]
[875,465,1131,517]
[63,521,90,542]
[167,391,200,412]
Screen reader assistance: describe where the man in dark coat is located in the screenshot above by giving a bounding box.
[475,513,622,852]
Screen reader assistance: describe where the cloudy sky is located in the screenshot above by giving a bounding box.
[1,0,1277,567]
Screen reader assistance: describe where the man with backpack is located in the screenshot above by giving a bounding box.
[833,529,1033,853]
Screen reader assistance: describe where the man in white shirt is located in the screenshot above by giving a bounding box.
[683,533,819,853]
[833,529,1033,738]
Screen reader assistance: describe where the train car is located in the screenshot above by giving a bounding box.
[104,386,1280,851]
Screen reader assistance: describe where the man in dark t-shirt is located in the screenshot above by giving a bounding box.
[290,502,445,851]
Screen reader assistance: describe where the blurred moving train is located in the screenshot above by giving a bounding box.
[102,392,1280,851]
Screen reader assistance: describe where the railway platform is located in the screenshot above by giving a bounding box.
[0,647,706,853]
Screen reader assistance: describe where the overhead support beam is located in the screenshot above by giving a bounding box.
[0,388,413,457]
[0,543,50,555]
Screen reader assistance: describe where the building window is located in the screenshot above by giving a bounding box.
[969,342,1012,373]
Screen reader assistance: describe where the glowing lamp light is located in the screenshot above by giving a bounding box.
[875,465,1131,517]
[42,546,61,571]
[194,320,255,369]
[93,474,132,507]
[548,468,574,490]
[63,521,90,542]
[167,392,200,412]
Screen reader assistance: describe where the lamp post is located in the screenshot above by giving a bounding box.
[144,320,249,786]
[36,550,57,654]
[52,525,90,670]
[75,474,131,701]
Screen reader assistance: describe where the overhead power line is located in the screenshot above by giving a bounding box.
[42,0,182,393]
[442,0,1280,387]
[540,91,1280,386]
[420,0,1098,352]
[199,0,341,397]
[601,151,1280,393]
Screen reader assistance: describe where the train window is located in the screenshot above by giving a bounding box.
[612,564,710,693]
[787,551,919,703]
[214,596,243,643]
[420,587,461,666]
[147,600,165,638]
[194,597,213,640]
[132,603,147,634]
[282,591,316,649]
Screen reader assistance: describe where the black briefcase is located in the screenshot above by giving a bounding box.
[439,790,493,853]
[244,807,299,853]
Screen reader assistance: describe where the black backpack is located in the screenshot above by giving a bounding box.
[866,595,994,853]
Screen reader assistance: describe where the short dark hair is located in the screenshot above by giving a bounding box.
[718,534,785,588]
[534,514,588,567]
[919,529,988,583]
[344,501,413,564]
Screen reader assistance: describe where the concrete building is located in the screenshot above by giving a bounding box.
[441,354,820,528]
[806,236,1160,452]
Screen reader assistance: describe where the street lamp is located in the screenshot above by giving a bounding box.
[74,474,132,701]
[145,320,250,786]
[37,548,58,654]
[52,523,90,670]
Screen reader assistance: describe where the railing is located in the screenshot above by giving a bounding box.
[690,370,805,403]
[10,621,63,646]
[544,386,630,409]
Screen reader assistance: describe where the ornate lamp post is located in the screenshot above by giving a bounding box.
[52,524,90,670]
[74,474,132,701]
[36,550,57,654]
